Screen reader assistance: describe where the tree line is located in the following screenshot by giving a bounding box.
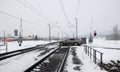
[106,24,120,40]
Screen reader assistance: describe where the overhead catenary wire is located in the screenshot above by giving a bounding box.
[17,0,42,17]
[0,10,46,26]
[59,0,69,23]
[23,0,42,16]
[22,0,63,38]
[0,11,20,19]
[59,0,75,36]
[18,0,49,22]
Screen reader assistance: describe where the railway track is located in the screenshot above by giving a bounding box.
[24,46,70,72]
[0,45,43,61]
[0,42,58,61]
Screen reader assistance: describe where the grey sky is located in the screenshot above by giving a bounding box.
[0,0,120,38]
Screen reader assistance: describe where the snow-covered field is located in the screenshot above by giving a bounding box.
[0,40,54,53]
[0,40,58,72]
[86,37,120,63]
[0,38,120,72]
[65,37,120,72]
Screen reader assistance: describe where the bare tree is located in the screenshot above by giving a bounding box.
[112,24,120,40]
[106,24,120,40]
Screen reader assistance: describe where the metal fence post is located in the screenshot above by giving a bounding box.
[88,47,89,56]
[84,45,104,70]
[93,49,96,64]
[84,45,86,53]
[85,46,87,54]
[100,53,103,70]
[93,49,94,63]
[90,48,92,59]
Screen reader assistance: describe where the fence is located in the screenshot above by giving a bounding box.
[83,45,103,70]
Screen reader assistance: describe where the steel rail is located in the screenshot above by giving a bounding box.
[0,46,42,61]
[0,42,58,61]
[57,46,70,72]
[24,47,60,72]
[24,46,69,72]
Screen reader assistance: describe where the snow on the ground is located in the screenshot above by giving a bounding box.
[65,47,80,72]
[0,43,58,72]
[87,37,120,48]
[0,50,42,72]
[86,37,120,63]
[0,40,55,53]
[76,46,107,72]
[65,46,107,72]
[66,37,120,72]
[1,37,120,72]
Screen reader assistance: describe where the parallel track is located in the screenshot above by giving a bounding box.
[0,42,58,61]
[0,45,43,61]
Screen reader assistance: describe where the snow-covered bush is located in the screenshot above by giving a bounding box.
[101,60,120,72]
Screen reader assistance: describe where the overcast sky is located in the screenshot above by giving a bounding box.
[0,0,120,38]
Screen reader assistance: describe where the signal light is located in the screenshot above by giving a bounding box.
[94,31,97,36]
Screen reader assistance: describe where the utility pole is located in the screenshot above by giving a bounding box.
[73,33,75,38]
[58,32,59,41]
[49,23,51,42]
[19,18,23,37]
[89,18,93,43]
[75,18,78,39]
[3,31,8,52]
[18,18,23,46]
[3,31,6,45]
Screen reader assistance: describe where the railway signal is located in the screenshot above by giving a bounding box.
[94,31,97,36]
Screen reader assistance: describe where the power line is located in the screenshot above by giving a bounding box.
[59,0,69,23]
[17,0,49,22]
[23,0,42,16]
[0,10,46,26]
[59,0,75,35]
[17,0,42,18]
[0,11,19,19]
